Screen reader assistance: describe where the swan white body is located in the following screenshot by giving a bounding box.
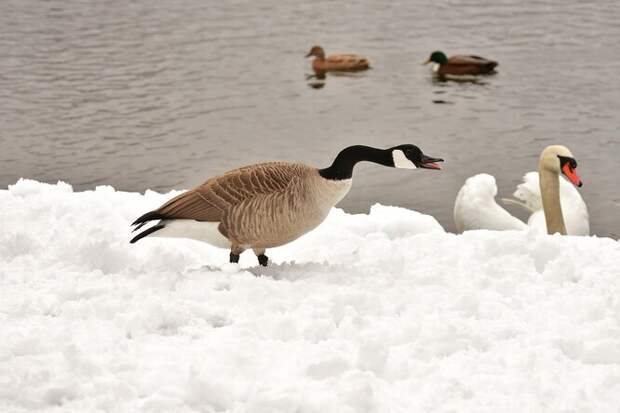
[454,172,589,235]
[454,174,527,232]
[513,172,589,236]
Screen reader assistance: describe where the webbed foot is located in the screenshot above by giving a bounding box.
[257,254,268,267]
[229,252,240,263]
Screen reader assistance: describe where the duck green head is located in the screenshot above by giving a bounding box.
[424,51,448,65]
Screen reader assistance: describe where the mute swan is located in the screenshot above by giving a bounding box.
[454,145,589,236]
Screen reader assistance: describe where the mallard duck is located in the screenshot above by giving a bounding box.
[423,51,497,76]
[305,45,370,73]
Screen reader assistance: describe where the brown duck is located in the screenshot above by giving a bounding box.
[130,145,443,267]
[305,45,371,73]
[424,51,497,76]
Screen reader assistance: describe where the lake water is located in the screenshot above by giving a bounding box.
[2,0,619,237]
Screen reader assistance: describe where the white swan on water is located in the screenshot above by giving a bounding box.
[454,145,589,236]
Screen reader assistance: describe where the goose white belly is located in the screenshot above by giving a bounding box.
[154,219,231,248]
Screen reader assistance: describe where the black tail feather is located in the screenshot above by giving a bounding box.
[131,211,168,226]
[130,224,165,244]
[132,221,149,232]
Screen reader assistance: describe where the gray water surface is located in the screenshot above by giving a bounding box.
[2,0,619,236]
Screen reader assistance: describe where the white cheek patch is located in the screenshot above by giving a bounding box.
[392,150,417,169]
[432,63,440,72]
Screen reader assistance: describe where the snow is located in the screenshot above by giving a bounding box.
[1,179,620,412]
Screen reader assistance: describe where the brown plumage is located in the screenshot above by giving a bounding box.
[130,145,444,267]
[131,163,351,265]
[424,51,498,76]
[305,45,370,73]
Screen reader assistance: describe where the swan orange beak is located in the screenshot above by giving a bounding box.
[562,163,583,187]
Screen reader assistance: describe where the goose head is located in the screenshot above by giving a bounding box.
[390,144,444,170]
[305,45,325,59]
[540,145,582,187]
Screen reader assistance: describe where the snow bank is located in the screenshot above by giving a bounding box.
[1,179,620,412]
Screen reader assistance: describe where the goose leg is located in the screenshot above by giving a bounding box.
[229,246,245,264]
[257,254,269,267]
[253,248,269,267]
[229,252,240,263]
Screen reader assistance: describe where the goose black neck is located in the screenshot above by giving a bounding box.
[319,145,392,180]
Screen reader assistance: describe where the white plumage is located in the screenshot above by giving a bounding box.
[454,174,527,232]
[514,172,589,236]
[454,172,589,235]
[153,220,231,248]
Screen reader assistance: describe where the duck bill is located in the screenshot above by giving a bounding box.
[562,164,583,187]
[305,52,313,58]
[419,155,444,170]
[422,58,431,65]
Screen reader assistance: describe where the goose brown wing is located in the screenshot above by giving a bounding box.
[146,162,308,223]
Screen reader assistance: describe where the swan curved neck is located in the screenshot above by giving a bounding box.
[319,145,392,180]
[540,166,567,235]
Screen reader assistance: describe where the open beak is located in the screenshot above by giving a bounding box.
[422,58,431,65]
[562,163,583,187]
[419,154,444,170]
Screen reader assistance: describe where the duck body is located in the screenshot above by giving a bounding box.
[131,145,443,266]
[306,45,370,73]
[425,51,497,76]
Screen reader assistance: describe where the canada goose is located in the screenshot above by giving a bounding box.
[305,45,371,73]
[131,145,444,266]
[423,51,497,76]
[454,145,588,235]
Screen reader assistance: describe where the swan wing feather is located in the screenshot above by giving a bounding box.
[454,173,527,232]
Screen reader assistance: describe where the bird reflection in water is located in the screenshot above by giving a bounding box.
[306,71,326,89]
[305,70,372,90]
[432,74,489,85]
